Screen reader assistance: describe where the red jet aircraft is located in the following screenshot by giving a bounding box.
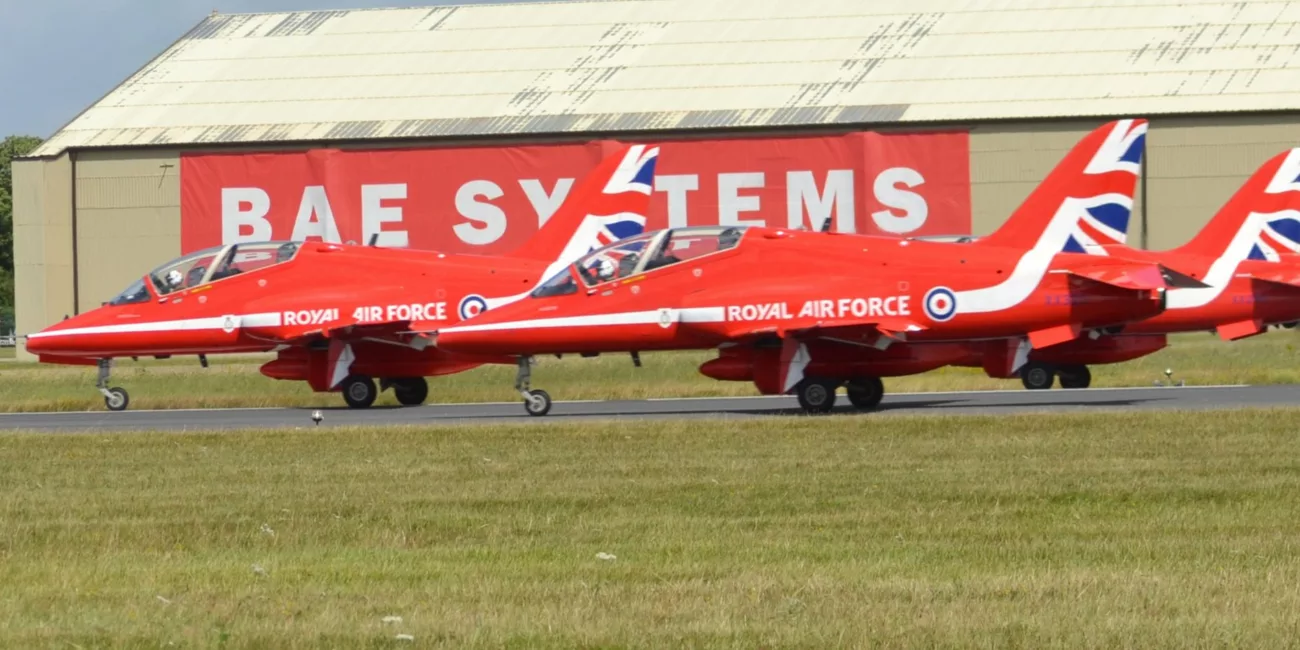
[994,146,1300,389]
[25,144,660,411]
[436,120,1195,415]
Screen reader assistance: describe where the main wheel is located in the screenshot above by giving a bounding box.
[1019,363,1056,390]
[104,387,129,412]
[846,377,885,411]
[393,377,429,406]
[523,389,552,417]
[1058,365,1092,389]
[341,375,377,409]
[795,378,838,414]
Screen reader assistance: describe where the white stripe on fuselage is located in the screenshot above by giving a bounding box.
[953,193,1133,314]
[1166,210,1300,309]
[439,307,727,334]
[26,313,283,339]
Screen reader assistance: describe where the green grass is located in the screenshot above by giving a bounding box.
[0,346,14,360]
[4,331,1300,412]
[2,411,1300,647]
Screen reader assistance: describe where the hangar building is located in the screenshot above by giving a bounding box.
[14,0,1300,358]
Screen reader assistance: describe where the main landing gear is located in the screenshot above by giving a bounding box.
[515,356,552,416]
[792,376,885,415]
[97,358,130,412]
[1018,363,1092,390]
[338,376,430,409]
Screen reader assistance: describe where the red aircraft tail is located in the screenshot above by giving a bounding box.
[510,144,657,269]
[1167,148,1300,263]
[977,119,1146,253]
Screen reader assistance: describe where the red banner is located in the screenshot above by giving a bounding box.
[181,131,970,255]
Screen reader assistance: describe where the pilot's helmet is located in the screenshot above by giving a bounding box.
[165,269,184,288]
[719,227,741,249]
[597,257,616,279]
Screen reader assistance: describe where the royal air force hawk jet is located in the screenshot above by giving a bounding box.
[974,146,1300,390]
[435,120,1202,415]
[24,144,660,411]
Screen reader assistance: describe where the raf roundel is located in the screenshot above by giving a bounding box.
[923,286,957,322]
[457,294,489,320]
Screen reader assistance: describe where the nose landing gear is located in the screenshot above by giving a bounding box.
[97,358,130,412]
[515,356,552,416]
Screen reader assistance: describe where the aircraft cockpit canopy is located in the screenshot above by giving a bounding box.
[575,226,746,286]
[108,241,304,305]
[530,226,748,299]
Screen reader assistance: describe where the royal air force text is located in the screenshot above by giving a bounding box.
[726,297,911,322]
[281,303,450,326]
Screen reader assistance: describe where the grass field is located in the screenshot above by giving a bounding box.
[2,410,1299,647]
[0,347,14,360]
[2,331,1300,412]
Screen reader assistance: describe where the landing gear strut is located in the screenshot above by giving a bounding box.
[97,358,129,412]
[515,356,552,416]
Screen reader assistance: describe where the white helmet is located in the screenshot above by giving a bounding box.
[165,269,184,287]
[596,257,616,280]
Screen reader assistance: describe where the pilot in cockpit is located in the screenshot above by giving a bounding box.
[162,270,185,294]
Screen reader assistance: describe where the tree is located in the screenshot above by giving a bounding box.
[1,135,44,331]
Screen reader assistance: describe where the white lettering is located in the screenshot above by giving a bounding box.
[283,308,338,326]
[520,178,575,227]
[291,186,342,243]
[787,170,856,233]
[851,298,868,318]
[221,187,272,244]
[718,172,765,227]
[867,297,882,316]
[361,184,409,247]
[654,174,699,228]
[871,167,929,234]
[454,180,508,246]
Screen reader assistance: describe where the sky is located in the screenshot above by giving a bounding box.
[0,0,541,138]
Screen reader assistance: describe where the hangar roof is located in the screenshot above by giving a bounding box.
[31,0,1300,157]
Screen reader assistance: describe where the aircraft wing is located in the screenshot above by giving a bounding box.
[254,317,444,348]
[1057,261,1169,291]
[1241,270,1300,289]
[721,316,928,344]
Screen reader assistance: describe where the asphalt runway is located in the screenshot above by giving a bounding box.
[0,384,1296,433]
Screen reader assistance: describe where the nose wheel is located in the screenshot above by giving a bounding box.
[104,387,130,412]
[515,357,552,416]
[96,359,130,411]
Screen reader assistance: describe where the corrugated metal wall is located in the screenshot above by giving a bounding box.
[13,155,74,360]
[73,151,182,314]
[969,114,1300,251]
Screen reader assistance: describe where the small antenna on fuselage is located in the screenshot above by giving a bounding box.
[819,217,833,233]
[367,234,379,246]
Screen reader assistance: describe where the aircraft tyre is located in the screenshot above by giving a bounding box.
[1019,363,1056,390]
[342,375,378,409]
[846,377,885,411]
[795,378,838,414]
[104,387,129,412]
[393,378,429,406]
[524,389,552,417]
[1058,365,1092,389]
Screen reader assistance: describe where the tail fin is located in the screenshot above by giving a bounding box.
[978,119,1146,255]
[511,144,656,276]
[1170,148,1300,263]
